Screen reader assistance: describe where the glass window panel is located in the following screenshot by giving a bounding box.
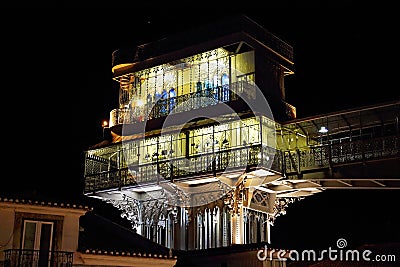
[22,221,53,252]
[23,222,36,250]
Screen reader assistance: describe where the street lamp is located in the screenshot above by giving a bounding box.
[102,120,109,139]
[318,126,328,145]
[318,126,328,133]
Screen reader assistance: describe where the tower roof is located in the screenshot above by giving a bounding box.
[111,14,294,78]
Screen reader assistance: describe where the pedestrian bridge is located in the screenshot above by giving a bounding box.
[266,100,399,197]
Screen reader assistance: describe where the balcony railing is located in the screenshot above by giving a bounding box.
[84,144,281,193]
[284,135,399,175]
[109,80,254,127]
[84,135,399,194]
[3,249,73,267]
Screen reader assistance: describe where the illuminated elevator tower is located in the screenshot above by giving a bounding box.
[83,15,322,250]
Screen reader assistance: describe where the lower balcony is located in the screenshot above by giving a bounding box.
[84,135,399,194]
[3,249,73,267]
[84,144,282,194]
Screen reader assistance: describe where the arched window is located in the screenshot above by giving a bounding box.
[160,89,168,115]
[243,209,250,244]
[222,207,231,247]
[166,212,175,248]
[212,207,221,248]
[169,88,176,112]
[196,213,204,249]
[221,73,229,102]
[213,75,220,88]
[213,75,220,100]
[158,214,167,246]
[204,80,212,98]
[195,82,203,109]
[196,81,203,92]
[204,208,210,249]
[146,93,153,119]
[153,91,162,118]
[257,215,262,243]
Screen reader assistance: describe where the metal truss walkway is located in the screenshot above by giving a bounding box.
[258,100,399,197]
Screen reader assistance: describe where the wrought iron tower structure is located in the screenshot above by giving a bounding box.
[83,15,400,251]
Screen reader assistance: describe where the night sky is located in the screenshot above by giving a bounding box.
[3,6,399,251]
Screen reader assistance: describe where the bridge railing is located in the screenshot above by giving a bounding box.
[283,135,399,175]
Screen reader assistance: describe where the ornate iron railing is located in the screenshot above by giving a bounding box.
[84,144,281,193]
[3,249,73,267]
[109,80,255,127]
[84,135,399,193]
[284,135,399,174]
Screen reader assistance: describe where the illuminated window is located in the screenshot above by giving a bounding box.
[221,73,229,102]
[169,88,176,111]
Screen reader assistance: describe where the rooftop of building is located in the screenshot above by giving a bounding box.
[0,195,92,211]
[78,211,176,259]
[111,14,294,78]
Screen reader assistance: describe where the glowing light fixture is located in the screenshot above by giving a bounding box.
[318,126,328,133]
[102,120,110,139]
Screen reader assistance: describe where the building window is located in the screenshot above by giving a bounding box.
[221,73,230,102]
[22,220,54,251]
[168,88,176,112]
[22,220,54,267]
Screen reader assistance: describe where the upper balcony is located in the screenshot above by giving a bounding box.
[109,47,263,135]
[109,78,261,136]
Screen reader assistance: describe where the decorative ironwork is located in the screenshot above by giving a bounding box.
[84,135,399,194]
[268,197,303,225]
[160,182,190,208]
[223,176,247,215]
[284,135,399,175]
[179,180,230,208]
[4,249,73,267]
[142,200,169,226]
[84,144,275,193]
[105,193,181,228]
[109,82,246,126]
[105,194,142,228]
[251,190,274,213]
